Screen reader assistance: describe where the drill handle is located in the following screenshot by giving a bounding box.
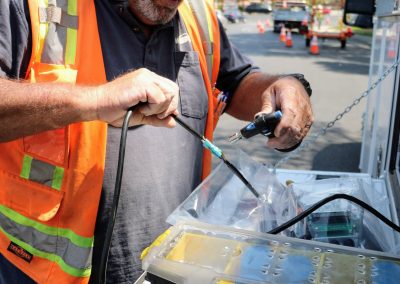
[241,111,282,139]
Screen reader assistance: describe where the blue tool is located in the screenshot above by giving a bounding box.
[228,111,282,143]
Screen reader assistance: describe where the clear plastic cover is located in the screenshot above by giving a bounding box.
[167,150,397,253]
[167,150,297,234]
[142,221,400,284]
[290,177,398,254]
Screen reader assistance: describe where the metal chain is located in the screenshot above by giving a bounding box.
[274,58,400,168]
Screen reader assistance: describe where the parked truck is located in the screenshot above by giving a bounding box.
[272,0,310,33]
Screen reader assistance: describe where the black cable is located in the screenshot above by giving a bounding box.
[172,114,204,141]
[172,113,260,198]
[220,157,260,198]
[268,193,400,235]
[97,109,133,284]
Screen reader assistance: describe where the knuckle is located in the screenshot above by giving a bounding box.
[139,67,148,74]
[159,95,168,105]
[164,92,173,101]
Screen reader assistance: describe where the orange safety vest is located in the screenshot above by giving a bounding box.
[0,0,220,283]
[179,0,221,179]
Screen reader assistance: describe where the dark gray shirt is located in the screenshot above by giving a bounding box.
[0,0,31,78]
[0,1,258,283]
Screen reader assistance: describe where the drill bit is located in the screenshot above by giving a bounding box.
[228,132,243,143]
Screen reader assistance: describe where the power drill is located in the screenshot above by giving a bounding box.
[228,111,282,143]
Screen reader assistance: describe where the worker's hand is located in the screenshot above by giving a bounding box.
[256,76,314,150]
[95,68,179,128]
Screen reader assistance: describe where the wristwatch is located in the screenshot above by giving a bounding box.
[285,73,312,96]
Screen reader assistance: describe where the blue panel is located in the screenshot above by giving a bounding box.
[372,260,400,284]
[280,255,313,283]
[239,245,274,281]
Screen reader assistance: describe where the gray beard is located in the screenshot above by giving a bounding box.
[134,0,177,25]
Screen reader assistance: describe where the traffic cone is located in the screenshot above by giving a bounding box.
[285,29,293,47]
[309,34,319,55]
[258,24,265,34]
[387,39,396,59]
[346,27,353,37]
[265,18,271,28]
[257,20,262,28]
[280,25,286,42]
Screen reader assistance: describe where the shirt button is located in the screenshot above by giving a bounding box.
[132,27,140,32]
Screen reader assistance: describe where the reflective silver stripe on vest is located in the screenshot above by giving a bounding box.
[187,0,214,84]
[20,155,64,190]
[39,6,78,29]
[0,212,92,270]
[29,158,56,187]
[40,0,78,64]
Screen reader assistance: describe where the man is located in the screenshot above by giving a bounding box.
[0,0,313,283]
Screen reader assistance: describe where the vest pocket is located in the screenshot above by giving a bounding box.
[0,169,63,222]
[23,127,69,167]
[175,51,208,119]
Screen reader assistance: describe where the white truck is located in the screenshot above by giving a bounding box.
[272,0,310,33]
[138,0,400,282]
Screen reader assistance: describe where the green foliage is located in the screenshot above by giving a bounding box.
[351,27,373,37]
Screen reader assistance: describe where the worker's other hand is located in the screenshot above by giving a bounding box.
[256,76,314,150]
[95,68,179,128]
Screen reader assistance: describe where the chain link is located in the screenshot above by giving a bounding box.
[274,58,400,168]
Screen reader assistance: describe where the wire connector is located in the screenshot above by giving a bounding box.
[202,139,223,159]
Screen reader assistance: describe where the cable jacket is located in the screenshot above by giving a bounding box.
[97,109,133,284]
[268,193,400,234]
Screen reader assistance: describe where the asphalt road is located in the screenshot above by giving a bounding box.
[212,13,372,173]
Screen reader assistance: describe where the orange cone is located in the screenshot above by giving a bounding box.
[387,39,396,59]
[346,27,353,37]
[265,19,271,28]
[309,34,319,55]
[280,25,286,42]
[257,20,262,28]
[285,29,293,47]
[258,24,265,34]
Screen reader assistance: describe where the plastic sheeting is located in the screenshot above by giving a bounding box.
[290,177,397,253]
[167,150,398,254]
[167,150,297,233]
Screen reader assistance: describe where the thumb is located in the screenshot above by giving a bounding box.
[255,88,276,118]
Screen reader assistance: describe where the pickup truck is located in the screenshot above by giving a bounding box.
[273,5,310,33]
